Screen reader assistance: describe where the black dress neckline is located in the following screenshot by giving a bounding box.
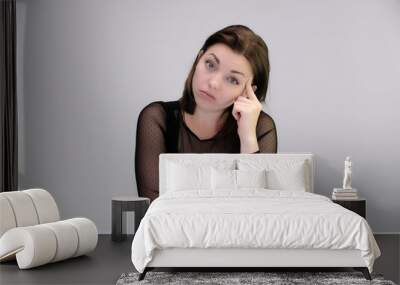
[179,110,222,142]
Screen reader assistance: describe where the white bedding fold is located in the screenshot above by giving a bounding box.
[131,189,380,273]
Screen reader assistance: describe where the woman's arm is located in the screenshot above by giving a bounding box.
[233,80,277,153]
[255,112,278,153]
[135,102,167,202]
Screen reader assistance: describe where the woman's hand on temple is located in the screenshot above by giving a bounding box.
[232,79,262,153]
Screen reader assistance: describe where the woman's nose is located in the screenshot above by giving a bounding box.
[208,74,221,90]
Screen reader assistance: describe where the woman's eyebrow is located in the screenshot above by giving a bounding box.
[208,53,245,77]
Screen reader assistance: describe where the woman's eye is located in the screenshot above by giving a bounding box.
[205,60,214,69]
[204,60,239,85]
[228,77,239,85]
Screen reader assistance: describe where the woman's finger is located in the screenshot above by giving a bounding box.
[232,102,245,120]
[235,96,251,103]
[232,108,240,120]
[246,80,258,101]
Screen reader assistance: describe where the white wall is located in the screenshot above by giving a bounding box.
[17,0,400,233]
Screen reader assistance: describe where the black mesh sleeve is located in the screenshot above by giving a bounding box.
[134,102,167,202]
[256,112,278,153]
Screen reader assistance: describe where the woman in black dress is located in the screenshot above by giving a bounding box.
[135,25,277,201]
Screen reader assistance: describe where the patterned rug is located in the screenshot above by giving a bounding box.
[116,271,397,285]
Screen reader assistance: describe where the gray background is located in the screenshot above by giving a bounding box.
[16,0,400,234]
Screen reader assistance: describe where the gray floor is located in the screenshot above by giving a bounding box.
[0,235,134,285]
[0,234,399,285]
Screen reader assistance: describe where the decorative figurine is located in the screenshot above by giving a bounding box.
[342,156,352,190]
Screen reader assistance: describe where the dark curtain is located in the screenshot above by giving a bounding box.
[0,0,18,192]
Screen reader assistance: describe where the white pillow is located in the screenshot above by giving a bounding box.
[237,159,308,191]
[266,162,306,191]
[211,168,236,190]
[236,169,268,188]
[211,168,268,190]
[166,161,212,192]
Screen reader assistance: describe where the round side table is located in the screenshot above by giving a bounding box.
[111,196,150,242]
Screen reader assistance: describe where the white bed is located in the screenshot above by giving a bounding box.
[131,153,381,281]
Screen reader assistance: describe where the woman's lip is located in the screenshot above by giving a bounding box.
[200,90,215,100]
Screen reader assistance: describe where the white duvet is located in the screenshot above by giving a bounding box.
[131,189,381,273]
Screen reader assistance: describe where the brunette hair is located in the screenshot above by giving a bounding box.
[179,25,270,137]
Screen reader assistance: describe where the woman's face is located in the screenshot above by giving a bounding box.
[191,43,254,112]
